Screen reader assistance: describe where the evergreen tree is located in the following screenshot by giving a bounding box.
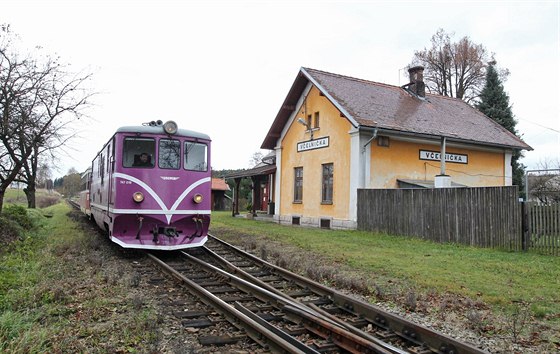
[476,61,525,195]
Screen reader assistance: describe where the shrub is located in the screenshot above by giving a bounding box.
[0,216,23,245]
[2,205,33,230]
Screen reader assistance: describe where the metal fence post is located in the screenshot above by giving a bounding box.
[521,201,529,252]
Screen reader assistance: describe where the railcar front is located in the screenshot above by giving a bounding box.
[89,120,211,250]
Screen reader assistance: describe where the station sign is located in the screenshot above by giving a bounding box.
[297,137,329,152]
[419,150,468,164]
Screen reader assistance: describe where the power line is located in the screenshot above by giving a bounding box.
[517,117,560,134]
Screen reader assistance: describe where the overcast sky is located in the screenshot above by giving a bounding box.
[3,0,559,178]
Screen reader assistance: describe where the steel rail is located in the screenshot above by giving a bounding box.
[233,301,322,354]
[200,244,407,354]
[179,250,396,354]
[284,304,399,354]
[146,252,308,354]
[208,234,488,354]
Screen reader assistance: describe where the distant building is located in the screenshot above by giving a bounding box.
[211,178,231,211]
[255,67,531,229]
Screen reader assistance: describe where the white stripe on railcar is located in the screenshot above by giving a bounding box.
[90,203,210,215]
[110,236,208,250]
[109,174,211,223]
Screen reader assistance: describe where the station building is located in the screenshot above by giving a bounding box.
[243,67,531,229]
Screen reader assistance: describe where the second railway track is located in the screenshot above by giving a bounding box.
[147,234,488,354]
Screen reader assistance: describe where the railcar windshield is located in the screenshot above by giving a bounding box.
[159,139,181,169]
[123,137,155,168]
[185,141,207,171]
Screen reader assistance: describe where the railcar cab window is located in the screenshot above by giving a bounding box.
[185,141,207,171]
[159,139,180,169]
[123,137,155,168]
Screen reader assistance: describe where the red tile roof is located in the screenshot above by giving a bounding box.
[262,67,532,151]
[211,178,230,191]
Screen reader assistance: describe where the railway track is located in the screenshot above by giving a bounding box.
[66,200,488,353]
[147,234,488,354]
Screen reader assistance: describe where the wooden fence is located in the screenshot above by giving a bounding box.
[357,186,522,251]
[528,203,559,256]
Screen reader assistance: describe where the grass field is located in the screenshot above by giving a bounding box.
[0,202,159,352]
[2,187,28,205]
[210,211,560,337]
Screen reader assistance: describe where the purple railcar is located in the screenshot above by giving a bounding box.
[87,120,211,250]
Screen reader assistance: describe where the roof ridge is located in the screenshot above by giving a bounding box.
[303,67,401,91]
[303,67,469,102]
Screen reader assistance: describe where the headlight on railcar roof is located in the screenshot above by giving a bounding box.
[133,192,144,203]
[193,194,203,204]
[163,120,178,135]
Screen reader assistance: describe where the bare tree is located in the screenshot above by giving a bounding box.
[249,151,264,168]
[410,28,507,104]
[0,25,92,212]
[17,122,77,207]
[528,159,560,205]
[19,144,51,208]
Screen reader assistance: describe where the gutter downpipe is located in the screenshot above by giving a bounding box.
[362,128,378,153]
[359,126,378,191]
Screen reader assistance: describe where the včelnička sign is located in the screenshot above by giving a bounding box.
[297,137,329,152]
[419,150,468,164]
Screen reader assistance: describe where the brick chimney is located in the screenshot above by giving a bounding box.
[408,66,425,97]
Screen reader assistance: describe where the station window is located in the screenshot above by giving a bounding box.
[185,141,207,171]
[314,111,320,129]
[159,139,181,169]
[123,137,155,168]
[321,163,333,204]
[294,167,303,203]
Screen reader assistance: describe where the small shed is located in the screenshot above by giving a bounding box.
[211,178,231,211]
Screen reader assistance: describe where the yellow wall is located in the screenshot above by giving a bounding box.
[370,138,506,188]
[280,86,353,220]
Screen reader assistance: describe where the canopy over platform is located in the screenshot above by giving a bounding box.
[224,164,277,217]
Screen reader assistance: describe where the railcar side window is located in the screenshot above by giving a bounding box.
[185,142,207,171]
[99,153,105,185]
[159,139,180,169]
[123,137,155,168]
